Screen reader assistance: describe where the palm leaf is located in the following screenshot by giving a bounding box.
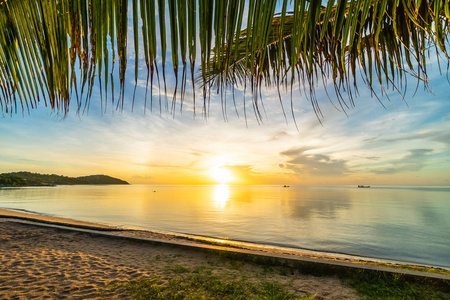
[200,0,449,117]
[0,0,449,118]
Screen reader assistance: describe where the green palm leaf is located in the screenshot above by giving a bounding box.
[201,1,449,116]
[0,0,449,118]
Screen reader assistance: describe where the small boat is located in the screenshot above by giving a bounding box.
[358,185,370,188]
[283,185,290,188]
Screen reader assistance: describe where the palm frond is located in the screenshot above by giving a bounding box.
[201,0,450,118]
[0,0,449,117]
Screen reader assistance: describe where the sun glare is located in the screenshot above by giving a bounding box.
[213,184,230,208]
[210,166,233,184]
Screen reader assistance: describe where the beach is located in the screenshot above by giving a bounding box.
[0,209,364,299]
[0,217,359,299]
[1,209,449,299]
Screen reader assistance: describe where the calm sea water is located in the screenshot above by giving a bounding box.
[1,185,449,268]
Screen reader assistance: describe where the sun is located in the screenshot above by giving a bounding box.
[210,166,233,184]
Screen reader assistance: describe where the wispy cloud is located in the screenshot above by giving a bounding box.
[279,147,351,177]
[380,129,450,146]
[371,149,433,175]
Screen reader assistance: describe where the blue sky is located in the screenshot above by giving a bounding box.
[1,64,449,185]
[1,4,449,185]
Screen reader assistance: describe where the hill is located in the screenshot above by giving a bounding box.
[0,172,129,186]
[76,175,129,185]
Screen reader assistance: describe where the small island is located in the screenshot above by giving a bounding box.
[0,172,129,187]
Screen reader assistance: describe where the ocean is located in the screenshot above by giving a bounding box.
[1,184,449,268]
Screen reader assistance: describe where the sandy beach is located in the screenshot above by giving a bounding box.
[2,209,449,299]
[0,209,361,299]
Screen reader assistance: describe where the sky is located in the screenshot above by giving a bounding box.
[1,6,450,186]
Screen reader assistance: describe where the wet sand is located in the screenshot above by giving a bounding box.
[0,209,359,299]
[0,209,392,266]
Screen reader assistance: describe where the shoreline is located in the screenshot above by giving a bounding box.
[1,208,449,278]
[0,208,120,230]
[2,184,449,273]
[0,208,405,265]
[0,218,363,299]
[1,209,449,299]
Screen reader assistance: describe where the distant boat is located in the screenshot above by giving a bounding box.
[358,185,370,188]
[283,185,290,188]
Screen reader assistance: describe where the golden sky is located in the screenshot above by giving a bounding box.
[1,3,449,186]
[2,76,449,186]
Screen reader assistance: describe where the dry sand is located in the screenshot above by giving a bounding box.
[0,217,359,299]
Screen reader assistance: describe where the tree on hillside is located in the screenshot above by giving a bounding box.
[0,0,448,119]
[0,174,27,186]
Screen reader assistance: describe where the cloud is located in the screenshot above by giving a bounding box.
[371,149,433,174]
[364,156,381,160]
[268,131,289,141]
[222,165,262,183]
[225,164,258,174]
[430,131,450,146]
[382,131,450,145]
[279,147,351,177]
[189,149,210,157]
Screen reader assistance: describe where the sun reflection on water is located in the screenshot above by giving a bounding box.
[213,184,230,208]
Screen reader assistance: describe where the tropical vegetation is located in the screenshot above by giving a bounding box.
[0,174,27,187]
[0,0,449,119]
[0,171,129,186]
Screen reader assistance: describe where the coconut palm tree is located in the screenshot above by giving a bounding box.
[0,0,449,118]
